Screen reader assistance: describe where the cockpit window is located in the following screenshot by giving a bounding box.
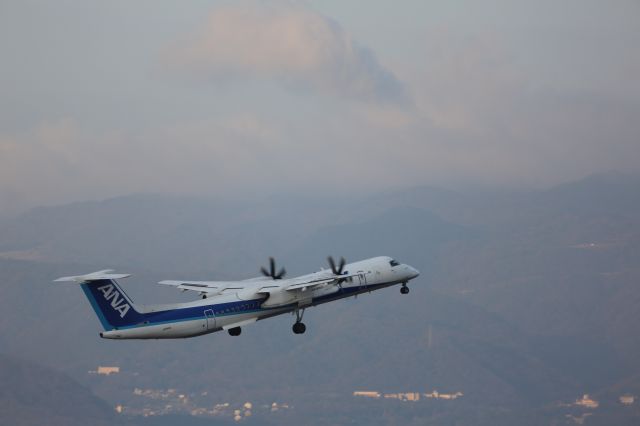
[389,259,400,267]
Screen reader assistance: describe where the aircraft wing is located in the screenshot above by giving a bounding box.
[157,280,246,294]
[283,272,362,291]
[159,272,362,294]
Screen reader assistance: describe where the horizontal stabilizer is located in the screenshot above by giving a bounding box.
[54,270,131,283]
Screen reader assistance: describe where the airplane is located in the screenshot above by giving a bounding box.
[54,256,419,339]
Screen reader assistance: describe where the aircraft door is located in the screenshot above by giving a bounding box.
[204,309,216,330]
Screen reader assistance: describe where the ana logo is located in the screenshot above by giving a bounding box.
[96,284,131,318]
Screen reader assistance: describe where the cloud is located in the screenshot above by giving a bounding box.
[396,31,640,187]
[404,32,525,134]
[164,1,407,104]
[2,5,640,214]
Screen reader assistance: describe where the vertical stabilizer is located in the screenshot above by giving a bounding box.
[54,271,145,330]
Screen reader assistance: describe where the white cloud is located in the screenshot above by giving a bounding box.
[164,1,407,104]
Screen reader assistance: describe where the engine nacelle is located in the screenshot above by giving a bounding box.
[261,288,298,308]
[236,288,266,301]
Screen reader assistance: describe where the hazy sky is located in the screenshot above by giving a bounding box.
[1,0,639,212]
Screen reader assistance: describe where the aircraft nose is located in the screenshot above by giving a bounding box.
[407,265,420,280]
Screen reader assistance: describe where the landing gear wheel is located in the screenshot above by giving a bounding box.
[400,285,410,295]
[228,327,241,336]
[292,308,306,334]
[292,322,306,334]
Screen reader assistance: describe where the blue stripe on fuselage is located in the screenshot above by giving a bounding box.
[111,283,391,331]
[114,299,286,330]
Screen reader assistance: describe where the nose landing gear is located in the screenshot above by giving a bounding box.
[400,283,410,294]
[292,308,306,334]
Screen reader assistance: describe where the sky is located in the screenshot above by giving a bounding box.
[0,0,639,213]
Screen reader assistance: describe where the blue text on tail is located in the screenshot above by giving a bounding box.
[54,270,145,330]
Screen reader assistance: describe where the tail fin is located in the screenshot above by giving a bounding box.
[54,270,144,330]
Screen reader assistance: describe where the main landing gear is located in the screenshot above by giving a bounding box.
[292,308,306,334]
[293,322,306,334]
[400,283,410,295]
[228,327,241,336]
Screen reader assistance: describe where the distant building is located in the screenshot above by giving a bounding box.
[353,391,381,399]
[619,394,635,405]
[212,403,229,414]
[425,390,463,400]
[90,366,120,375]
[382,393,421,401]
[575,394,599,409]
[369,390,464,402]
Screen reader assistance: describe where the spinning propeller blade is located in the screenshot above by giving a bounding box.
[327,256,347,285]
[261,257,286,280]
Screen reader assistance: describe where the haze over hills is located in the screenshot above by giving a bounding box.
[0,174,639,425]
[0,353,115,426]
[2,1,638,424]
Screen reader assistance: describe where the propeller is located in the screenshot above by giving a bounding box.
[327,256,347,285]
[260,257,286,280]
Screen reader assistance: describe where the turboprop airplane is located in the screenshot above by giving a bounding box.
[54,256,419,339]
